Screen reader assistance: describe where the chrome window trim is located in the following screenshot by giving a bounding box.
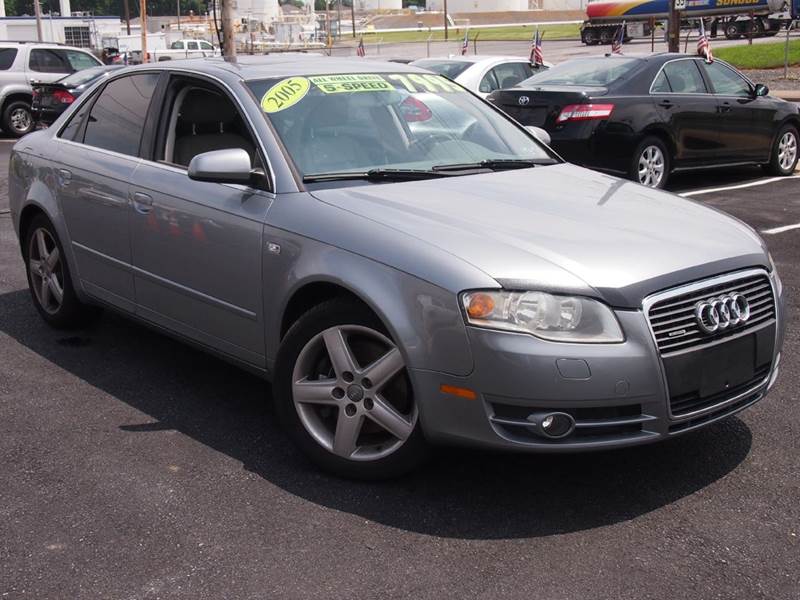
[648,57,712,96]
[641,267,779,421]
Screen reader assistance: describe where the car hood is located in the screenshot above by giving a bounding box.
[310,164,768,307]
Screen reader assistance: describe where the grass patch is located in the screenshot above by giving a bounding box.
[714,39,800,69]
[353,23,581,45]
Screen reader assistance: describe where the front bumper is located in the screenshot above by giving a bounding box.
[411,272,784,452]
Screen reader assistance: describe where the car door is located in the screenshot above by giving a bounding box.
[477,62,531,97]
[128,76,273,365]
[650,58,720,166]
[55,72,160,312]
[700,60,775,162]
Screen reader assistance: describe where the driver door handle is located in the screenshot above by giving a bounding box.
[719,101,733,113]
[132,191,154,214]
[658,99,674,109]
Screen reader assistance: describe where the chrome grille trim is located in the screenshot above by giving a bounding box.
[644,270,776,356]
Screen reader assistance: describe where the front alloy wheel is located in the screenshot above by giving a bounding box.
[637,145,665,188]
[275,299,428,479]
[765,125,799,176]
[292,325,417,461]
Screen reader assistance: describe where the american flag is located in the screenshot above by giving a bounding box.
[461,28,470,55]
[356,36,366,57]
[611,22,625,54]
[530,28,544,66]
[697,19,713,62]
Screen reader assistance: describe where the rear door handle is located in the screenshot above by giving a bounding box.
[719,102,733,113]
[132,191,154,214]
[57,168,71,186]
[658,99,673,108]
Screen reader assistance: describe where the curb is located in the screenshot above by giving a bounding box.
[772,90,800,101]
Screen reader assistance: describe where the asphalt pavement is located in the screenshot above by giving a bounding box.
[0,140,798,599]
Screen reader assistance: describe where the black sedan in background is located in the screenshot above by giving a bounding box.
[488,53,800,188]
[32,65,124,126]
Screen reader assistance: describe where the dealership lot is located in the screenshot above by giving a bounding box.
[1,135,798,600]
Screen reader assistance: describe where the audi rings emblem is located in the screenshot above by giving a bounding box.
[694,293,751,334]
[518,96,530,106]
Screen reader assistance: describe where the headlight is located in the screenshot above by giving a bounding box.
[461,290,624,343]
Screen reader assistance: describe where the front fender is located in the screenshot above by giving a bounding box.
[262,227,475,378]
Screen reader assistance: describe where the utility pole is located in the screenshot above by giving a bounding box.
[177,0,181,30]
[221,0,236,58]
[33,0,43,42]
[351,0,355,38]
[140,0,147,62]
[443,0,448,40]
[123,0,131,35]
[668,0,683,52]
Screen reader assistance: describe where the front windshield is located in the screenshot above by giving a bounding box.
[410,60,473,80]
[247,72,552,179]
[520,57,641,87]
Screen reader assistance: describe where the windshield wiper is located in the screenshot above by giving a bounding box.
[432,158,558,172]
[303,168,454,183]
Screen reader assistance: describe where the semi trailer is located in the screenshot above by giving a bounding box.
[581,0,799,45]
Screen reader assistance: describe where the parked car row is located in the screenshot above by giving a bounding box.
[9,55,786,478]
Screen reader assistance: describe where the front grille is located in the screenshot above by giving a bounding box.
[647,273,775,355]
[669,365,770,416]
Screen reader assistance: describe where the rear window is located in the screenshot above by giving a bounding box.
[521,57,641,87]
[411,60,473,80]
[0,48,18,70]
[59,66,117,87]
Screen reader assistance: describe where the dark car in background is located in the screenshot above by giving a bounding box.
[31,65,124,126]
[487,53,800,188]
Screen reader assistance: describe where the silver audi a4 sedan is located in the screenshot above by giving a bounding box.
[9,57,785,478]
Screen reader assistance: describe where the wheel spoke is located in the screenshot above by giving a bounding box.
[29,259,42,274]
[45,246,59,271]
[47,277,63,305]
[367,395,413,441]
[40,277,50,306]
[362,347,404,390]
[36,230,48,259]
[322,328,357,378]
[333,410,363,458]
[293,377,339,406]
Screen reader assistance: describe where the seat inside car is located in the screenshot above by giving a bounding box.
[169,87,255,167]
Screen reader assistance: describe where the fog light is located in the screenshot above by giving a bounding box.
[527,411,575,439]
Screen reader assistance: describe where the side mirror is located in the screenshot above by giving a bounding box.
[526,125,551,146]
[187,148,253,184]
[754,83,769,97]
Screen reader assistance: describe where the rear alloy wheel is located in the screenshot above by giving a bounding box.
[274,300,428,479]
[764,125,798,176]
[631,137,670,189]
[23,214,100,328]
[3,100,34,137]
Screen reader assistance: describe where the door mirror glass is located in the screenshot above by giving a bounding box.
[754,83,769,97]
[526,125,551,146]
[187,148,253,183]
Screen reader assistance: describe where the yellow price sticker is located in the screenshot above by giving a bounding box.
[261,77,311,113]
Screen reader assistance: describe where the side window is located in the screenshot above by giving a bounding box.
[161,82,260,172]
[200,41,213,50]
[703,61,751,97]
[170,41,183,49]
[660,60,707,94]
[479,70,499,94]
[0,48,18,70]
[83,73,159,156]
[59,94,95,141]
[63,50,101,71]
[29,49,71,73]
[187,41,199,50]
[651,70,671,93]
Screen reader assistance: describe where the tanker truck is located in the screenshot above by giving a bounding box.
[581,0,799,45]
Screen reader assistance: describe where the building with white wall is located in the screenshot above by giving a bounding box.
[354,0,403,10]
[0,15,121,47]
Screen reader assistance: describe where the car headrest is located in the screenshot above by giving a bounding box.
[180,88,237,124]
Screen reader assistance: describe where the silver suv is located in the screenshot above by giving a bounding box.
[0,41,102,137]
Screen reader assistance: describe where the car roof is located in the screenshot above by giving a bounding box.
[121,54,432,81]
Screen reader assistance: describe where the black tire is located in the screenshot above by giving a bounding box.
[763,124,799,176]
[2,100,34,137]
[629,136,671,189]
[22,214,100,328]
[599,28,613,44]
[724,23,741,40]
[273,298,429,479]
